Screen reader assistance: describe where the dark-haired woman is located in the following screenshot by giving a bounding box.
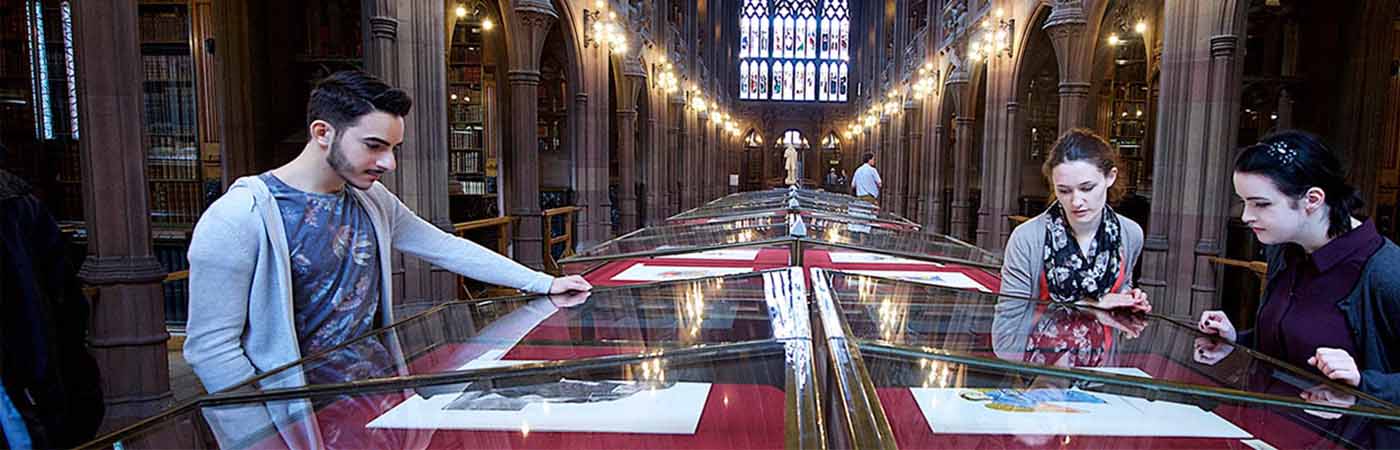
[993,129,1149,364]
[1199,130,1400,404]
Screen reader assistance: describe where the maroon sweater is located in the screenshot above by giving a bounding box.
[1256,220,1384,373]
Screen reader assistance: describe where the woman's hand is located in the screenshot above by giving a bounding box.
[1300,384,1357,420]
[1192,337,1235,366]
[549,275,593,294]
[1095,288,1150,313]
[1088,308,1147,339]
[1309,347,1361,387]
[1197,310,1237,342]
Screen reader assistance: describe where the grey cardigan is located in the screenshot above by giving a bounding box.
[992,212,1145,359]
[184,176,554,448]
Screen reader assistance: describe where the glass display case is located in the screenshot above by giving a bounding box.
[82,189,1400,450]
[812,268,1400,449]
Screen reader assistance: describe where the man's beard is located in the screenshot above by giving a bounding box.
[327,137,371,190]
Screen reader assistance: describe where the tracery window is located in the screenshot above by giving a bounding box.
[739,0,848,102]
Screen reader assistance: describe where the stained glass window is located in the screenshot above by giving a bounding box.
[739,0,847,102]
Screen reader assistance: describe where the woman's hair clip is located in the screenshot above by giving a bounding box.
[1266,140,1297,165]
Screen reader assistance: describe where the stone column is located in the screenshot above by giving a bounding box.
[946,68,974,240]
[1043,2,1093,133]
[905,102,924,220]
[644,98,662,226]
[615,68,644,232]
[694,112,710,206]
[363,0,399,83]
[73,0,171,429]
[389,0,457,301]
[1001,101,1022,243]
[925,123,948,234]
[1141,0,1247,317]
[667,96,684,215]
[506,2,558,269]
[879,116,895,207]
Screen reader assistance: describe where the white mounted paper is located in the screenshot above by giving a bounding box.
[611,264,753,282]
[828,251,942,266]
[911,386,1252,438]
[655,248,762,261]
[368,378,712,435]
[842,269,991,292]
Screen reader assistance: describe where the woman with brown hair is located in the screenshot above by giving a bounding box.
[992,129,1150,363]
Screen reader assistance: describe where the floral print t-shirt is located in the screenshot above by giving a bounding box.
[261,174,393,386]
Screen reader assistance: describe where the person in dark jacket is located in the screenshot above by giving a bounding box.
[1197,130,1400,407]
[0,143,104,448]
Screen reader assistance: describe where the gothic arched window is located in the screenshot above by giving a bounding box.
[739,0,848,102]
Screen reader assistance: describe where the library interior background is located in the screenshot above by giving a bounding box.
[4,0,1400,448]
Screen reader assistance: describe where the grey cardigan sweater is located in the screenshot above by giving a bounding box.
[184,176,554,448]
[992,212,1145,358]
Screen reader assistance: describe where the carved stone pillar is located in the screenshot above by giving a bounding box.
[73,0,171,429]
[693,112,709,207]
[363,0,399,84]
[1043,2,1092,133]
[878,116,895,207]
[668,95,684,215]
[946,68,974,240]
[904,103,923,219]
[644,102,662,225]
[1000,101,1022,243]
[925,124,948,234]
[390,0,456,301]
[506,4,558,269]
[1141,0,1246,317]
[616,70,644,232]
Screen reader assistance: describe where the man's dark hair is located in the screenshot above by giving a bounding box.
[862,152,875,163]
[306,70,413,132]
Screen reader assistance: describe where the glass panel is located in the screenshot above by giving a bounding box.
[801,216,1003,266]
[566,214,792,263]
[815,270,1400,420]
[90,343,815,450]
[857,353,1400,450]
[230,271,801,393]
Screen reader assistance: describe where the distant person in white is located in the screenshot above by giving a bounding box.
[851,152,881,205]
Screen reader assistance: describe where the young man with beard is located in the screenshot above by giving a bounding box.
[184,70,590,448]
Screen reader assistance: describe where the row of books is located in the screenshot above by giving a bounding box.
[149,181,203,225]
[449,46,483,65]
[451,104,484,123]
[450,128,484,150]
[449,179,491,196]
[0,45,25,79]
[449,150,482,174]
[142,87,198,135]
[1,10,25,39]
[145,144,200,181]
[144,54,194,82]
[139,9,190,43]
[447,65,483,83]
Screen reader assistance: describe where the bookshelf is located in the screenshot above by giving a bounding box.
[1107,80,1150,193]
[0,2,83,221]
[139,3,202,226]
[446,12,497,223]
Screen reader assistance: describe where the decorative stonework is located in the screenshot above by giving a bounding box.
[368,16,398,39]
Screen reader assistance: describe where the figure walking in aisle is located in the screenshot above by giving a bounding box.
[851,152,881,205]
